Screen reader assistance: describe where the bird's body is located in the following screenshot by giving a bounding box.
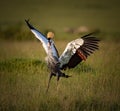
[45,39,60,74]
[25,20,100,92]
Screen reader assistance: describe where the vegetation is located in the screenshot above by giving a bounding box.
[0,40,120,111]
[0,0,120,110]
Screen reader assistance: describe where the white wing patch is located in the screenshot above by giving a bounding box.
[59,38,84,68]
[31,29,59,58]
[48,40,59,58]
[31,29,48,54]
[25,20,59,58]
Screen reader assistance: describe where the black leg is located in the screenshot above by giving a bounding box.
[56,73,60,91]
[46,73,53,93]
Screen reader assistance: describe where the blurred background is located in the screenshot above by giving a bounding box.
[0,0,120,111]
[0,0,120,41]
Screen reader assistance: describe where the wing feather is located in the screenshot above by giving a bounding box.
[59,33,100,70]
[25,20,59,58]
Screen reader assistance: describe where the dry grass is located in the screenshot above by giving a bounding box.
[0,40,120,111]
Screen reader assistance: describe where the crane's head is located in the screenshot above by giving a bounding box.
[47,32,54,39]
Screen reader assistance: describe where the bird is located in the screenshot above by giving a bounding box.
[25,20,100,92]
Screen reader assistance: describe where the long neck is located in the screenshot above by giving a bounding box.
[47,38,59,58]
[48,38,51,46]
[47,38,53,56]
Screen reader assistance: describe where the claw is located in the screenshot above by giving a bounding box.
[65,75,72,78]
[61,73,72,78]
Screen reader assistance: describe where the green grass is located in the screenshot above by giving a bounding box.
[0,40,120,111]
[0,0,120,39]
[0,0,120,110]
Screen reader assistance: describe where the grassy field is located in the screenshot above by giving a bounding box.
[0,40,120,111]
[0,0,120,111]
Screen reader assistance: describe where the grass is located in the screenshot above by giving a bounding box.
[0,40,120,111]
[0,0,120,110]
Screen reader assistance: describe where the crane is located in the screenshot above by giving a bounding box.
[25,20,100,92]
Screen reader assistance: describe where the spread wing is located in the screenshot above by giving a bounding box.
[59,33,100,70]
[25,20,59,58]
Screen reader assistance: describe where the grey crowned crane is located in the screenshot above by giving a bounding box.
[25,20,100,92]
